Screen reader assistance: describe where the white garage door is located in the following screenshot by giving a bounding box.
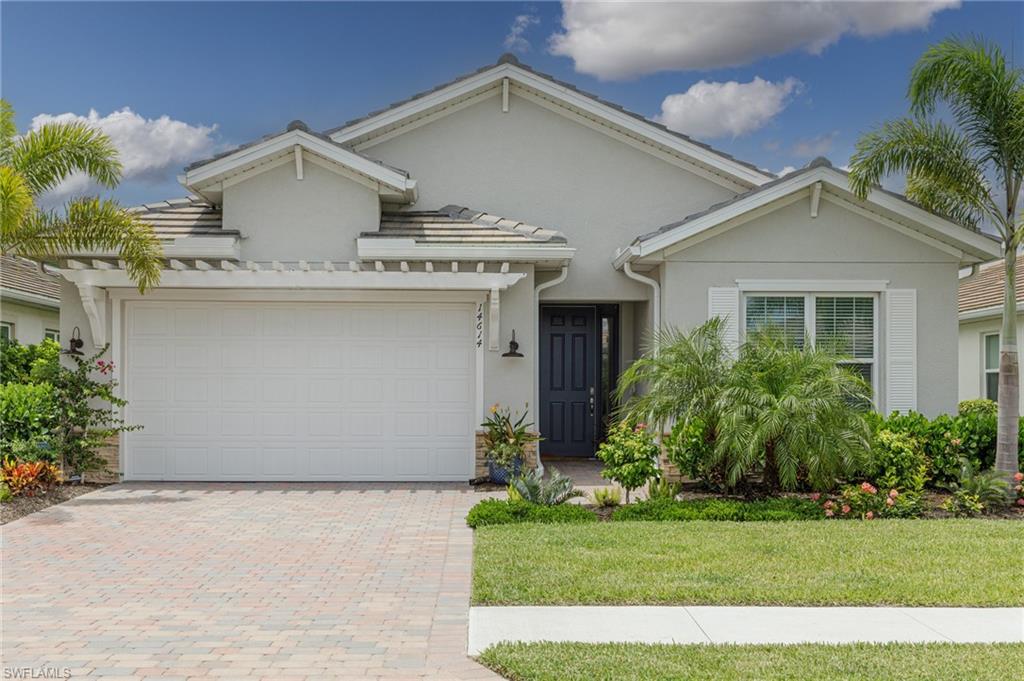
[123,300,476,481]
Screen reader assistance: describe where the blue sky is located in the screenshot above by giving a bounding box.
[2,1,1021,206]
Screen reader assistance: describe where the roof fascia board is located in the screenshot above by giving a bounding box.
[220,154,295,190]
[63,237,240,260]
[0,287,59,309]
[185,129,413,195]
[356,238,576,262]
[959,304,1012,321]
[352,88,502,152]
[331,62,771,189]
[632,167,999,263]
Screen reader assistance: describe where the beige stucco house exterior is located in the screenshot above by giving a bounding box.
[958,255,1024,411]
[1,255,60,345]
[54,55,1000,482]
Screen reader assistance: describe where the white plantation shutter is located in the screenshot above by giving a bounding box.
[885,289,917,413]
[708,287,740,352]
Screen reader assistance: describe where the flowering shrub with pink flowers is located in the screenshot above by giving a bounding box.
[819,482,922,519]
[1015,472,1024,509]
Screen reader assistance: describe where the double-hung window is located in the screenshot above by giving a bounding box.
[44,328,60,342]
[0,321,13,342]
[983,333,999,400]
[744,293,877,395]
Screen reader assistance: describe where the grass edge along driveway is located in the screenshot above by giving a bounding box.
[478,641,1024,681]
[473,519,1024,606]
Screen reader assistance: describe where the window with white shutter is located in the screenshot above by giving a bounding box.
[745,296,806,348]
[708,287,740,352]
[815,296,875,391]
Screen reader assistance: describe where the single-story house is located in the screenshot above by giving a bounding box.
[958,255,1024,410]
[54,54,1000,482]
[1,254,61,344]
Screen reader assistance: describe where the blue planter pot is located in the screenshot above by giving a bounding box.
[487,458,522,485]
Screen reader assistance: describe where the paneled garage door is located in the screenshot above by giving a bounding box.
[123,300,476,481]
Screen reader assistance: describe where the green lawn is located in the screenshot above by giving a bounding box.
[479,642,1024,681]
[473,519,1023,605]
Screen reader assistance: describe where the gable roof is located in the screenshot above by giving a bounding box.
[959,255,1022,318]
[183,121,417,204]
[615,158,1002,268]
[1,254,60,306]
[327,54,773,191]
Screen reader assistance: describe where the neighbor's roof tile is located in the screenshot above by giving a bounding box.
[0,255,61,301]
[959,255,1024,314]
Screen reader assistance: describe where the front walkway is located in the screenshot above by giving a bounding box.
[2,483,499,680]
[468,606,1024,654]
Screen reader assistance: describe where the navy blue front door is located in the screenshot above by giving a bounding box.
[540,306,597,456]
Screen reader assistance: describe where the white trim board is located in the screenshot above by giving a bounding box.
[330,61,772,190]
[736,279,890,292]
[356,238,575,263]
[0,288,60,309]
[619,165,1001,267]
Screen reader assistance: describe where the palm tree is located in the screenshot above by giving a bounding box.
[615,317,730,434]
[0,100,162,291]
[848,37,1023,479]
[714,331,873,492]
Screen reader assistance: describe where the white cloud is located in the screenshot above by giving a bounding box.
[654,77,802,139]
[30,108,217,198]
[777,165,798,177]
[792,130,839,157]
[550,0,959,79]
[505,13,540,53]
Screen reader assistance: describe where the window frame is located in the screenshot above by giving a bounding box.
[44,328,60,342]
[982,332,1000,401]
[741,291,879,407]
[0,321,14,342]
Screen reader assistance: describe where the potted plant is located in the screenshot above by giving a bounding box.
[481,404,539,484]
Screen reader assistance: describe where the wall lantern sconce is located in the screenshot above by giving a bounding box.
[502,329,524,358]
[63,326,84,356]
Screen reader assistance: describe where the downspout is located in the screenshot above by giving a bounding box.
[533,265,569,475]
[623,261,661,350]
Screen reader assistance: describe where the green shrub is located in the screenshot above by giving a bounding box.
[0,338,59,385]
[611,497,822,522]
[466,499,597,528]
[663,417,718,484]
[958,399,997,416]
[646,477,683,501]
[870,430,928,493]
[0,382,56,455]
[596,421,660,502]
[946,459,1010,513]
[944,491,985,517]
[822,482,923,519]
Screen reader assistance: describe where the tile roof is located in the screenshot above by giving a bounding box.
[959,255,1023,315]
[0,255,60,301]
[363,205,568,245]
[128,198,237,239]
[326,54,771,182]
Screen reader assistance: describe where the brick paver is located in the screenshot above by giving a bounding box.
[2,483,500,679]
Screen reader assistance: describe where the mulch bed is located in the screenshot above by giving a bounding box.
[1,483,109,524]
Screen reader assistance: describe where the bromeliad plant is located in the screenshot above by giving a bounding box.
[481,404,539,483]
[508,467,583,506]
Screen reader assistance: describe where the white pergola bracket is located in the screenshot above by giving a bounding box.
[488,287,500,351]
[75,283,108,347]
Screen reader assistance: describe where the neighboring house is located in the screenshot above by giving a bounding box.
[958,255,1024,410]
[54,55,1000,482]
[0,254,61,344]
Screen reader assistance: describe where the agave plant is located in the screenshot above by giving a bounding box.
[510,467,583,506]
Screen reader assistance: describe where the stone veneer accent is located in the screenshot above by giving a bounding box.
[474,431,538,479]
[86,436,121,484]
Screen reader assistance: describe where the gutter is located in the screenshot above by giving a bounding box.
[0,287,60,310]
[622,261,661,350]
[533,266,569,475]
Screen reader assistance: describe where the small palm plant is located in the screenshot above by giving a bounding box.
[714,330,873,492]
[946,458,1011,514]
[509,468,583,506]
[1,100,162,291]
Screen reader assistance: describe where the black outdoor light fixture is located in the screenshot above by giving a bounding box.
[63,326,85,356]
[502,329,524,358]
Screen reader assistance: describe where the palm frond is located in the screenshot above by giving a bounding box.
[0,166,33,243]
[0,99,17,166]
[904,170,986,231]
[10,120,122,196]
[13,198,162,292]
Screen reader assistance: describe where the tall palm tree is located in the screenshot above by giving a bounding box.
[0,100,162,291]
[848,37,1024,478]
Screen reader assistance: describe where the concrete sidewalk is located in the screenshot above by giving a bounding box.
[468,606,1024,654]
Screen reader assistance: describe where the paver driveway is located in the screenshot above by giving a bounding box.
[2,483,500,680]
